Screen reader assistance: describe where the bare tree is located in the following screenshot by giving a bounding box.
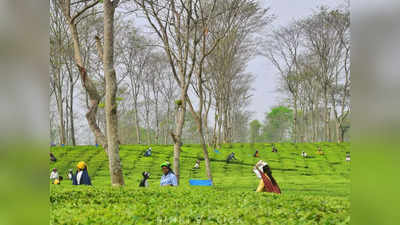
[263,5,350,143]
[301,7,347,142]
[50,2,68,145]
[119,28,152,144]
[59,0,124,186]
[133,0,220,182]
[262,22,302,143]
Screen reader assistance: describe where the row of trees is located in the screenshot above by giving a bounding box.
[50,0,272,185]
[261,5,350,143]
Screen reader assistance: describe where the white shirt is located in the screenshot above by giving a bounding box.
[76,171,83,185]
[50,171,59,180]
[160,172,178,186]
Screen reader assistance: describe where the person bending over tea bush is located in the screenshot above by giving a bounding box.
[254,161,281,194]
[226,152,237,163]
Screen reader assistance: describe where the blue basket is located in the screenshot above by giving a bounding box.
[189,179,213,186]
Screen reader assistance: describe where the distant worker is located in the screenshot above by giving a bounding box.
[301,151,308,158]
[139,171,150,187]
[67,169,73,180]
[50,168,59,181]
[346,152,351,162]
[316,147,324,155]
[53,176,63,185]
[193,160,200,169]
[271,144,278,153]
[50,152,57,162]
[144,147,152,157]
[226,152,237,163]
[160,162,178,186]
[253,150,259,158]
[72,161,92,186]
[254,161,281,194]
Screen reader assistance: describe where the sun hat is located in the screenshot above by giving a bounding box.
[77,161,87,170]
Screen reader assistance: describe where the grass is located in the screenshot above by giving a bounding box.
[50,142,350,224]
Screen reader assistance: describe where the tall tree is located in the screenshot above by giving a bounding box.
[133,0,238,182]
[103,0,124,186]
[262,22,302,143]
[301,7,347,142]
[59,0,124,186]
[50,1,68,145]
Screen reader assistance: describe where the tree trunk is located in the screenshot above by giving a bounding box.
[335,121,341,143]
[155,99,160,144]
[171,97,186,185]
[324,89,330,142]
[293,97,298,143]
[146,112,151,145]
[134,102,141,144]
[212,108,218,149]
[104,0,124,186]
[165,103,170,145]
[340,125,345,142]
[69,76,76,146]
[55,67,66,145]
[198,120,213,181]
[223,106,228,143]
[56,90,66,145]
[217,105,223,148]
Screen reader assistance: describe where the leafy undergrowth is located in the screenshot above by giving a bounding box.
[50,186,350,225]
[50,142,350,224]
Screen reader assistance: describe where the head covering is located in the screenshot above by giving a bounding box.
[160,162,171,168]
[77,161,87,170]
[53,168,57,172]
[160,162,170,168]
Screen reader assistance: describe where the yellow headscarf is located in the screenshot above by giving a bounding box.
[77,161,87,170]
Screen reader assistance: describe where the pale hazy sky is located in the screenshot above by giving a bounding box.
[247,0,344,122]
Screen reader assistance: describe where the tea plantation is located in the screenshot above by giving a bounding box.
[50,143,350,224]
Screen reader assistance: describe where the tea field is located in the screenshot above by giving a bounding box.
[50,143,350,224]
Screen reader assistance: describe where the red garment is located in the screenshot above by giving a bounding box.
[260,172,281,194]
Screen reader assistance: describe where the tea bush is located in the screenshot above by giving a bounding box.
[50,142,350,224]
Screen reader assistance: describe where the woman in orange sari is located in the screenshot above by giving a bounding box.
[255,164,281,194]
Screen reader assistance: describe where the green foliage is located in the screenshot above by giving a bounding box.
[50,142,350,224]
[263,106,294,142]
[175,99,183,106]
[51,186,349,225]
[98,97,123,108]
